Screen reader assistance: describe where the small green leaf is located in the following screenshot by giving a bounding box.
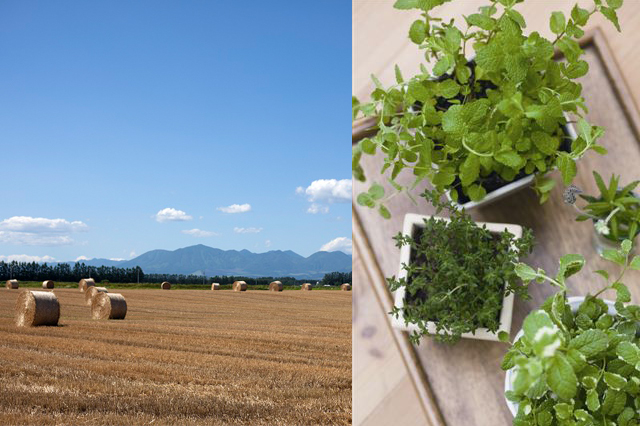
[498,331,510,343]
[467,184,486,202]
[604,372,627,390]
[601,248,626,266]
[368,183,385,200]
[466,13,495,30]
[564,60,588,78]
[613,282,631,303]
[621,239,632,254]
[556,253,585,282]
[571,4,590,26]
[495,149,523,169]
[556,154,577,185]
[409,20,427,44]
[460,154,480,187]
[568,329,608,357]
[547,353,577,400]
[616,341,640,366]
[378,204,391,219]
[586,389,600,411]
[394,65,404,84]
[602,388,626,416]
[601,6,621,32]
[515,263,537,281]
[630,255,640,271]
[550,11,566,35]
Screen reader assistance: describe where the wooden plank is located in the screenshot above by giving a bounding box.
[353,31,640,425]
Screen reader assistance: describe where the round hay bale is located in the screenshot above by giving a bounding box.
[341,283,351,291]
[301,283,312,291]
[269,281,283,292]
[15,290,60,327]
[6,279,18,289]
[232,281,247,292]
[91,292,127,320]
[85,286,108,306]
[161,281,171,290]
[42,280,55,289]
[211,283,220,290]
[79,278,95,292]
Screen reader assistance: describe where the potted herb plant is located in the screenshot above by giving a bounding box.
[388,190,534,343]
[354,0,623,217]
[502,239,640,424]
[564,171,640,255]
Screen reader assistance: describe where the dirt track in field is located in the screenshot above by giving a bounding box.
[0,288,351,425]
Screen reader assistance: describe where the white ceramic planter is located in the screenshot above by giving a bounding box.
[504,296,616,417]
[390,213,522,342]
[450,119,578,210]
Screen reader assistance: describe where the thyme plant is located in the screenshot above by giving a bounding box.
[389,189,534,343]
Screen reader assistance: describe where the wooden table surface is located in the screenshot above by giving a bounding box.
[353,2,640,425]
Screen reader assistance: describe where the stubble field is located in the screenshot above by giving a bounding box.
[0,288,352,425]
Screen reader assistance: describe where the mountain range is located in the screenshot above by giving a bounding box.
[75,244,352,279]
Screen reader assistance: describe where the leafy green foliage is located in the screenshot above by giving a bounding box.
[353,0,621,217]
[504,240,640,424]
[388,190,534,343]
[571,171,640,243]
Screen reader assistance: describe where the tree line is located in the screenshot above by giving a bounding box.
[0,261,352,286]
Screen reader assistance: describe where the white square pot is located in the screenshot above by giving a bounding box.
[390,213,523,342]
[449,119,578,210]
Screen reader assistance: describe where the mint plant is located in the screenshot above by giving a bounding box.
[503,239,640,424]
[388,189,534,343]
[564,171,640,243]
[354,0,623,217]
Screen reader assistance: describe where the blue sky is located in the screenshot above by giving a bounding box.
[0,1,350,263]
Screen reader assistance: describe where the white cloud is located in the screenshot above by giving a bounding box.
[0,216,88,246]
[109,258,125,261]
[0,254,56,263]
[320,237,352,255]
[234,227,263,234]
[75,255,89,261]
[182,228,218,237]
[265,239,272,248]
[297,179,351,213]
[155,208,193,223]
[307,203,329,214]
[217,203,251,214]
[129,251,136,258]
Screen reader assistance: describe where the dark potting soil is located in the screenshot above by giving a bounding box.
[404,226,503,326]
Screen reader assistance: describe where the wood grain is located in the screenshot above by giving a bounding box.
[353,30,640,426]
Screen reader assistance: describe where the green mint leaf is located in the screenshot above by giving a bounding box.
[408,80,429,102]
[441,104,464,134]
[409,20,427,44]
[475,42,502,72]
[515,263,537,281]
[602,389,626,416]
[601,248,626,266]
[568,329,608,357]
[393,0,420,10]
[600,6,621,31]
[556,154,577,185]
[432,55,452,76]
[394,65,404,84]
[378,204,391,219]
[360,138,376,155]
[571,5,590,26]
[531,131,557,155]
[368,183,385,200]
[555,253,585,282]
[554,402,573,420]
[466,184,486,202]
[498,331,510,343]
[564,60,588,78]
[506,9,525,28]
[495,149,523,169]
[356,193,375,208]
[550,11,566,35]
[546,353,577,400]
[460,154,480,187]
[586,389,600,411]
[604,372,627,390]
[621,239,632,254]
[466,13,495,30]
[613,282,631,304]
[616,341,640,366]
[629,255,640,271]
[437,79,460,98]
[607,0,623,8]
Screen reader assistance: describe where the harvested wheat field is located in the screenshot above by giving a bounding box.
[0,288,351,425]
